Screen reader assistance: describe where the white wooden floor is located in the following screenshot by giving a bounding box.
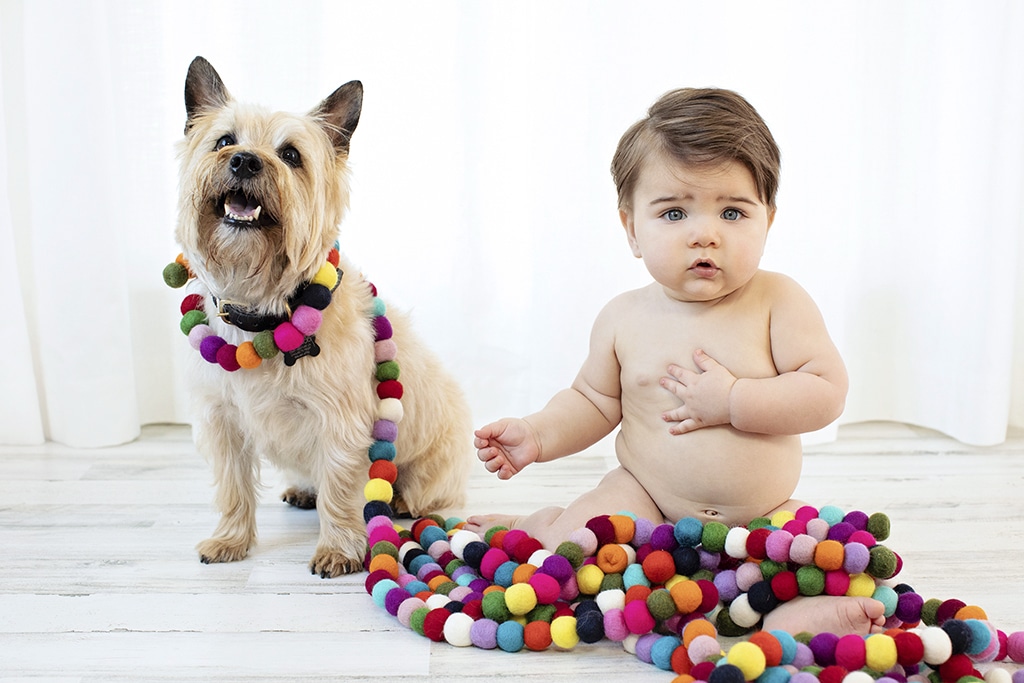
[1,421,1022,682]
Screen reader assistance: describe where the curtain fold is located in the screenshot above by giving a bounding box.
[1,0,1022,448]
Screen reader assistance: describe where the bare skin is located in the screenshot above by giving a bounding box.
[467,158,875,635]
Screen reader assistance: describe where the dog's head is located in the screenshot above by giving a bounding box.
[175,56,362,310]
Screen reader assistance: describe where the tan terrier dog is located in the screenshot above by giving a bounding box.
[174,56,470,577]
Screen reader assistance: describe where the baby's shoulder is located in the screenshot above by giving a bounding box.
[749,270,811,300]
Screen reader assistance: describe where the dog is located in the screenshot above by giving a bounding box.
[174,56,471,577]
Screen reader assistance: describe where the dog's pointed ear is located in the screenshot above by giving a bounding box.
[184,56,231,134]
[311,81,362,154]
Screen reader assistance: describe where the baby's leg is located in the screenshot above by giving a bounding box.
[465,466,664,550]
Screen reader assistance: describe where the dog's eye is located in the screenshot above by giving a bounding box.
[280,146,302,168]
[215,135,235,151]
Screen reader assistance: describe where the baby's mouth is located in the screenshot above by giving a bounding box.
[690,258,719,274]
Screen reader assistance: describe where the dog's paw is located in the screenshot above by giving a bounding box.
[309,549,364,578]
[196,537,250,564]
[282,487,318,510]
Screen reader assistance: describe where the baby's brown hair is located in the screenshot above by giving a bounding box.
[611,88,781,212]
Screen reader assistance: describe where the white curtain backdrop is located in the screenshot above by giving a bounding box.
[1,0,1022,448]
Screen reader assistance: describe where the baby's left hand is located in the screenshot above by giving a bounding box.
[660,349,737,434]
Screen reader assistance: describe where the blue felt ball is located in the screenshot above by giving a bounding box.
[576,608,605,644]
[708,663,747,683]
[363,501,393,522]
[462,541,489,569]
[493,560,518,588]
[674,517,704,548]
[496,620,525,652]
[419,525,448,548]
[818,505,845,526]
[623,563,650,589]
[651,636,681,671]
[758,667,793,683]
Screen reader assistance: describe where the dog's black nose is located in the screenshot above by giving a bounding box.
[229,151,263,179]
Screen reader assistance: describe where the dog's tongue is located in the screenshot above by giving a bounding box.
[225,191,262,220]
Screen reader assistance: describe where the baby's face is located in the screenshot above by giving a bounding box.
[621,153,773,303]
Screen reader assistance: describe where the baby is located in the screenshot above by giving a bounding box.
[466,88,884,636]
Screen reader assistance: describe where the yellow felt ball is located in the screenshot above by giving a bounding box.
[864,633,898,672]
[504,583,538,616]
[550,615,579,650]
[363,477,393,503]
[576,564,605,595]
[846,572,877,598]
[726,641,767,681]
[770,510,796,527]
[312,262,339,289]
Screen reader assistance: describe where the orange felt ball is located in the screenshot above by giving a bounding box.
[955,605,988,620]
[749,631,784,667]
[512,563,538,584]
[625,584,652,605]
[608,514,637,544]
[596,544,629,573]
[369,553,399,579]
[682,618,717,647]
[670,580,705,614]
[235,341,263,369]
[814,539,845,571]
[524,620,552,651]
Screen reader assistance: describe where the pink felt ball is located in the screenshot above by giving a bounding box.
[805,518,830,541]
[766,530,795,563]
[790,534,818,565]
[528,572,561,604]
[603,608,630,641]
[188,324,214,350]
[290,305,322,336]
[623,599,655,634]
[568,527,599,556]
[1007,631,1024,663]
[848,530,877,547]
[273,321,305,352]
[375,339,398,363]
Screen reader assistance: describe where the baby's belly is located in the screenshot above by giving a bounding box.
[615,422,802,527]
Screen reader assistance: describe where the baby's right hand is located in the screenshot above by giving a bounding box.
[474,418,540,480]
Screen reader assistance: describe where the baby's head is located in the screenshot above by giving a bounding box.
[611,88,780,214]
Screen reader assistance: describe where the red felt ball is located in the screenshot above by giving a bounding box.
[412,518,441,543]
[818,665,849,683]
[586,516,616,546]
[524,620,552,651]
[216,343,241,371]
[834,634,867,671]
[936,599,966,625]
[180,293,204,315]
[745,528,771,560]
[691,661,716,681]
[671,643,694,675]
[642,550,677,584]
[369,460,398,484]
[894,631,925,667]
[327,248,340,267]
[553,602,575,619]
[770,571,799,602]
[377,379,404,400]
[513,537,543,564]
[422,608,451,642]
[625,585,652,604]
[696,579,720,613]
[938,653,974,682]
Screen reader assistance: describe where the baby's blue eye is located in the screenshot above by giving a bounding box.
[722,208,741,221]
[665,209,685,221]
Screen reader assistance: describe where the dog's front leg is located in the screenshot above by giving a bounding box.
[194,415,259,564]
[309,452,367,577]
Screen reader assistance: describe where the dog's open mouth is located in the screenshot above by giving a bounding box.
[221,190,269,228]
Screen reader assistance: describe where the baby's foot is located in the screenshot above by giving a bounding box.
[463,513,520,537]
[761,596,886,636]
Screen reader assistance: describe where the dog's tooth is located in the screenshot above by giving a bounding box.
[253,205,262,220]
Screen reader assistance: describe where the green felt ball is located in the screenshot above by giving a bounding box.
[484,526,508,544]
[759,559,787,580]
[370,541,398,560]
[747,517,773,531]
[409,606,429,636]
[701,521,729,553]
[252,330,279,358]
[376,360,400,381]
[555,541,584,569]
[180,309,207,335]
[920,598,942,626]
[444,559,465,575]
[867,545,898,579]
[867,513,891,541]
[527,603,557,623]
[600,572,625,593]
[796,565,825,596]
[646,589,678,622]
[163,262,189,288]
[716,606,753,637]
[482,590,512,623]
[691,569,715,582]
[794,632,814,645]
[433,581,458,596]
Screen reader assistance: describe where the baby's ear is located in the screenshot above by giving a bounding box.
[767,206,777,230]
[620,209,643,258]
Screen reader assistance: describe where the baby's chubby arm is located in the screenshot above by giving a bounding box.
[661,275,848,436]
[476,303,623,479]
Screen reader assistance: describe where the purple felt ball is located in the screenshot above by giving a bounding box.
[385,587,409,615]
[827,521,856,543]
[714,568,740,602]
[843,510,869,530]
[470,618,499,649]
[699,549,721,571]
[633,517,656,546]
[372,419,398,442]
[842,542,871,574]
[540,554,574,583]
[809,632,840,666]
[373,315,393,341]
[199,335,226,363]
[650,524,677,551]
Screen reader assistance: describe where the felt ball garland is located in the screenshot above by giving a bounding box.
[164,246,344,371]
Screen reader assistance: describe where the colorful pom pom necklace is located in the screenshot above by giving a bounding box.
[163,245,346,370]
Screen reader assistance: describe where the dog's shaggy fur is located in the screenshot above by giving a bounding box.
[175,57,470,577]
